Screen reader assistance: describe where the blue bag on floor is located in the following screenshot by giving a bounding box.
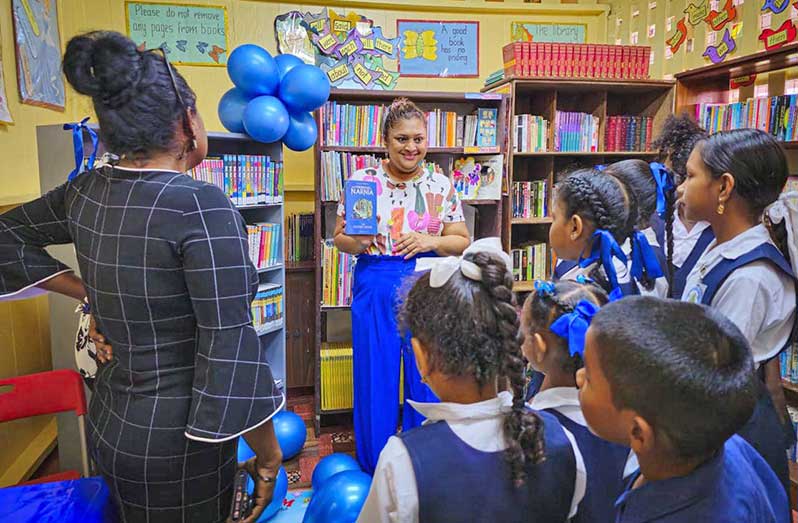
[0,477,115,522]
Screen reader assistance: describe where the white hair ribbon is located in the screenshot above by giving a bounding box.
[766,192,798,276]
[414,237,513,288]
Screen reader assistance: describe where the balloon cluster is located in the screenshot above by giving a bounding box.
[218,44,330,151]
[304,453,371,523]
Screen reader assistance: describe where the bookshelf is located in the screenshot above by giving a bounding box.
[483,78,675,290]
[311,88,509,432]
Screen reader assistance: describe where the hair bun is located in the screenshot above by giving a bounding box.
[63,31,145,108]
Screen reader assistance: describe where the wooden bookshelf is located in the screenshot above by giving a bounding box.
[311,88,509,433]
[483,78,675,291]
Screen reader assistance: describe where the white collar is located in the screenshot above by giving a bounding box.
[707,224,773,261]
[408,391,513,424]
[672,210,711,240]
[109,165,183,174]
[528,386,580,411]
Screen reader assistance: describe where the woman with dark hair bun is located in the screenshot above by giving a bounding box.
[0,31,282,523]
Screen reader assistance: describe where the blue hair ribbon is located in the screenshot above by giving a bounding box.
[549,299,600,358]
[579,229,628,294]
[575,274,593,285]
[63,117,99,181]
[630,230,664,282]
[534,280,556,296]
[649,162,675,219]
[595,164,606,172]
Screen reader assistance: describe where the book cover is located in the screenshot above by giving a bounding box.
[344,180,378,235]
[477,108,498,148]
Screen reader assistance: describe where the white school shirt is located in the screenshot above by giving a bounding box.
[681,224,796,363]
[357,391,587,523]
[621,227,669,298]
[560,255,632,291]
[529,387,639,479]
[670,211,712,269]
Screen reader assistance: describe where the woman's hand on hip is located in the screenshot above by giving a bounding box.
[395,232,437,260]
[89,314,114,363]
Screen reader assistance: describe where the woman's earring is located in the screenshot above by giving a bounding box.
[716,202,725,215]
[190,138,197,151]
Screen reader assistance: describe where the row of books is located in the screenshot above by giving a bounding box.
[554,111,600,152]
[512,181,549,219]
[320,343,354,411]
[502,43,651,81]
[246,223,281,269]
[321,240,356,307]
[604,116,654,153]
[788,406,798,462]
[285,213,314,263]
[514,115,549,153]
[696,95,798,142]
[320,151,381,202]
[512,243,548,282]
[424,108,499,149]
[780,344,798,383]
[187,155,284,206]
[320,102,386,147]
[251,284,283,333]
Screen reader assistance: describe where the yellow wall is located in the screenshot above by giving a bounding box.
[603,0,798,79]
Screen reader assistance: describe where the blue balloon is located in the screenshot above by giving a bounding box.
[227,44,279,97]
[282,112,318,152]
[311,453,360,492]
[272,410,307,460]
[237,437,256,463]
[218,88,250,133]
[278,64,331,113]
[302,470,371,523]
[245,467,288,522]
[243,96,290,144]
[275,54,304,80]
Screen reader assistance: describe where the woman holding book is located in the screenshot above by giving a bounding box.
[334,98,470,473]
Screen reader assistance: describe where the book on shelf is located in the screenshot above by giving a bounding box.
[320,342,354,411]
[321,240,356,307]
[695,94,798,142]
[286,213,314,263]
[514,114,549,153]
[555,112,600,152]
[320,151,382,202]
[252,283,283,332]
[452,155,503,201]
[187,154,283,206]
[246,222,281,269]
[500,42,651,81]
[513,181,548,218]
[786,405,798,463]
[511,243,548,282]
[320,101,500,150]
[344,180,378,235]
[604,116,653,152]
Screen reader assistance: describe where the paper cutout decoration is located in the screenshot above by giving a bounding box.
[320,61,354,87]
[762,0,791,14]
[685,0,711,24]
[706,0,737,30]
[364,55,399,89]
[337,29,365,60]
[303,8,329,35]
[329,9,371,40]
[351,55,379,88]
[275,11,317,64]
[731,21,743,39]
[667,17,689,52]
[703,27,737,63]
[364,26,401,60]
[730,74,756,88]
[758,20,798,49]
[402,30,438,61]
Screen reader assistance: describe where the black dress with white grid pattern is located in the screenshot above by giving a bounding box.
[0,166,283,523]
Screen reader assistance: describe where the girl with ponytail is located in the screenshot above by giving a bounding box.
[358,239,585,523]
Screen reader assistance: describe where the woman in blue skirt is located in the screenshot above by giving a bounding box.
[334,98,470,473]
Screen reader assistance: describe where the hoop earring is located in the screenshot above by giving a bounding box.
[716,202,725,215]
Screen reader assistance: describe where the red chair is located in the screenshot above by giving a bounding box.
[0,369,90,483]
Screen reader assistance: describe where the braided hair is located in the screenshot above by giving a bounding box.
[523,280,608,374]
[382,97,427,142]
[400,251,545,485]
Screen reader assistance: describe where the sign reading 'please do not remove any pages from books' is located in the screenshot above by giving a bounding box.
[396,20,479,78]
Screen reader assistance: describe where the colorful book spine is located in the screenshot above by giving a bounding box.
[511,242,548,281]
[251,284,283,331]
[512,181,548,218]
[321,240,356,307]
[187,155,283,206]
[697,94,798,143]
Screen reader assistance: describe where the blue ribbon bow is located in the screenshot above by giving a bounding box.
[63,117,99,181]
[549,300,600,358]
[579,229,628,294]
[534,280,556,296]
[575,274,593,285]
[630,230,664,282]
[595,164,606,172]
[649,162,675,219]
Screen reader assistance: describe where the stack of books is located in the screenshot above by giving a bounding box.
[604,116,654,152]
[246,222,281,269]
[187,155,283,206]
[320,151,382,202]
[511,243,548,282]
[501,43,651,81]
[513,181,548,219]
[320,102,386,147]
[696,95,798,142]
[320,342,354,411]
[321,240,356,307]
[554,111,600,152]
[251,283,283,333]
[286,213,314,263]
[514,114,549,153]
